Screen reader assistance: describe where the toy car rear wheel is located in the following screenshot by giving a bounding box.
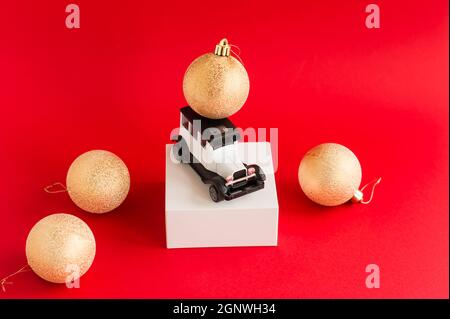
[209,185,223,202]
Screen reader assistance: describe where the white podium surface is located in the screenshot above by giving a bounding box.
[165,142,279,248]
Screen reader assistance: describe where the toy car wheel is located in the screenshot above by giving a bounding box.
[209,185,223,202]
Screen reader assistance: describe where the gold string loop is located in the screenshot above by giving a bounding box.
[0,265,31,292]
[44,182,67,194]
[230,44,245,66]
[360,177,382,205]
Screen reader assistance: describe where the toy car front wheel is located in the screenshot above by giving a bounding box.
[209,185,224,202]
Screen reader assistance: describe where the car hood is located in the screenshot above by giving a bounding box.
[216,162,246,179]
[212,144,246,179]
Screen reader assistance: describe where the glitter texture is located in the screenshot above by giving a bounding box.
[66,150,130,214]
[298,143,362,206]
[183,53,250,119]
[25,213,96,284]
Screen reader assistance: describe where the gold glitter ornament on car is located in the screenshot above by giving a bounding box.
[182,38,250,119]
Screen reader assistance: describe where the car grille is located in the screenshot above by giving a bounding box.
[233,169,247,180]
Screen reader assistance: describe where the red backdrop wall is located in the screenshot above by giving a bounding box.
[0,0,448,298]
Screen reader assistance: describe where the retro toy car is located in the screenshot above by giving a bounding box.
[172,106,266,202]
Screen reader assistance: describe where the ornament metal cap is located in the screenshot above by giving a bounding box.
[352,190,364,203]
[352,177,382,204]
[214,38,231,57]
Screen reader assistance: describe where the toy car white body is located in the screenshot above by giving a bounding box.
[172,106,266,202]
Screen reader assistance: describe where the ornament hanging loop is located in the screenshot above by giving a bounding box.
[44,182,67,194]
[0,265,30,292]
[352,177,382,204]
[229,44,245,66]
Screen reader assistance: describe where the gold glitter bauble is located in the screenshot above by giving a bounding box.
[25,213,96,284]
[298,143,362,206]
[182,39,250,119]
[66,150,130,214]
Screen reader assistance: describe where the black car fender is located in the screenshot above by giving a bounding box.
[245,163,266,181]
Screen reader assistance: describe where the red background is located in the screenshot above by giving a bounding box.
[0,0,448,298]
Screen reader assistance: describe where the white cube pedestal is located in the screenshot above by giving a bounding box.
[165,142,279,249]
